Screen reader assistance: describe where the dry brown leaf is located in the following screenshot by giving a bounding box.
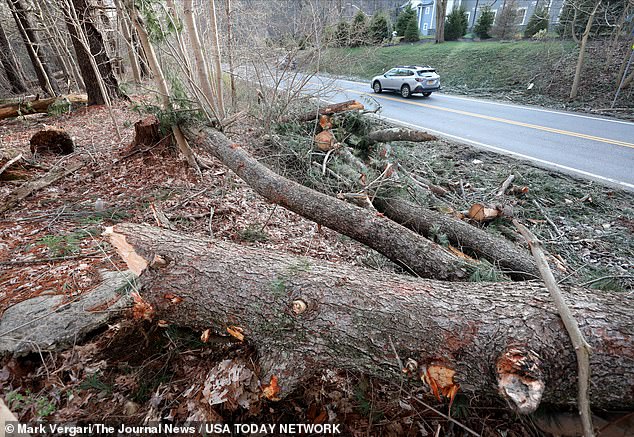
[226,325,244,341]
[262,375,281,401]
[422,365,460,403]
[131,291,154,320]
[163,293,183,304]
[201,329,211,343]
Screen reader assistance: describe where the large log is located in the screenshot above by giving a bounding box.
[367,127,436,144]
[0,94,87,120]
[105,223,634,413]
[182,123,466,281]
[279,100,364,123]
[373,196,541,280]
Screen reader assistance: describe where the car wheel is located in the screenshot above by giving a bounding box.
[422,92,432,97]
[373,81,382,93]
[400,85,411,98]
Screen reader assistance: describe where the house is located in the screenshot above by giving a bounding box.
[401,0,566,36]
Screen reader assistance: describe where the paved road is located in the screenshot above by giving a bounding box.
[305,76,634,191]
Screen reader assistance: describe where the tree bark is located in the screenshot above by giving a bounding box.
[0,19,27,94]
[65,0,124,105]
[6,0,60,96]
[182,123,467,281]
[373,196,540,280]
[570,1,601,100]
[0,94,87,120]
[207,0,225,117]
[435,0,447,43]
[367,127,436,144]
[105,223,634,412]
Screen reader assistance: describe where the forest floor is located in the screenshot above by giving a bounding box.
[0,99,632,436]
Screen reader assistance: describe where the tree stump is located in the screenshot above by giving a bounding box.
[30,128,75,155]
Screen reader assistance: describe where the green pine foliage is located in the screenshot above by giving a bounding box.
[524,6,549,38]
[334,20,350,47]
[396,5,417,36]
[445,8,468,41]
[369,12,391,44]
[350,10,370,47]
[474,6,495,39]
[403,14,420,42]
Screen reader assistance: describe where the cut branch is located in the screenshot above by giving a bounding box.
[0,161,84,215]
[367,128,436,144]
[514,220,595,437]
[182,123,466,281]
[105,223,634,412]
[280,100,364,123]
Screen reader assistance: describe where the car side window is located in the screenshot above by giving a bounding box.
[403,70,414,76]
[386,69,398,77]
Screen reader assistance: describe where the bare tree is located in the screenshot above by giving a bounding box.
[0,18,26,93]
[6,0,60,96]
[435,0,448,43]
[570,0,602,100]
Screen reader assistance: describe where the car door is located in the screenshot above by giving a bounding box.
[383,68,399,90]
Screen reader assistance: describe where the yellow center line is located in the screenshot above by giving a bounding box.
[338,88,634,149]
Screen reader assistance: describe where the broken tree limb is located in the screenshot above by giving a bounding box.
[514,220,595,437]
[182,123,466,281]
[367,127,436,144]
[0,153,23,177]
[0,161,84,215]
[280,100,364,123]
[0,94,87,120]
[372,195,540,280]
[105,223,634,412]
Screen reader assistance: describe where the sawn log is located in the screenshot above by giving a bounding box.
[105,223,634,413]
[0,94,87,120]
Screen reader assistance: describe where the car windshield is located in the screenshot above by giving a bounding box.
[417,69,435,75]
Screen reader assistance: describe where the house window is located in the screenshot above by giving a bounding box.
[515,7,527,25]
[423,22,428,30]
[465,11,471,24]
[490,9,497,21]
[425,6,430,14]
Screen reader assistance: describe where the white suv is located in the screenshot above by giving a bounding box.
[371,66,441,98]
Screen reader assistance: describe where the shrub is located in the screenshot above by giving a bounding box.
[334,20,350,47]
[369,12,391,44]
[524,6,549,38]
[445,8,468,41]
[474,6,495,39]
[350,10,370,47]
[403,15,420,42]
[396,5,417,36]
[492,0,518,39]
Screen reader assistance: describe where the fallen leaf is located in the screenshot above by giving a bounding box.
[131,291,154,320]
[226,325,244,341]
[262,375,281,401]
[201,329,211,343]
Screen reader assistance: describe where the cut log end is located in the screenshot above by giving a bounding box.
[496,347,545,414]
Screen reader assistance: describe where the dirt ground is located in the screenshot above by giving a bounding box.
[0,100,632,436]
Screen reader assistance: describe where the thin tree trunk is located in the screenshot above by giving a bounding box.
[225,0,236,107]
[114,0,141,83]
[570,1,601,100]
[106,223,634,412]
[6,0,60,96]
[182,0,220,120]
[0,19,27,93]
[182,123,467,281]
[435,0,447,43]
[207,0,225,117]
[127,2,201,175]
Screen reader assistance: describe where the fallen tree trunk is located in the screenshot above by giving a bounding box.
[0,161,84,215]
[367,127,436,144]
[373,196,540,280]
[182,123,466,281]
[280,100,364,123]
[0,94,87,120]
[106,223,634,412]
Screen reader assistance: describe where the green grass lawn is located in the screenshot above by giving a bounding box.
[318,40,577,93]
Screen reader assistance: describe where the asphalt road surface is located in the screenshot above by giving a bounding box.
[305,76,634,191]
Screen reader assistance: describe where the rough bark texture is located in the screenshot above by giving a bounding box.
[0,19,27,94]
[367,128,436,144]
[6,0,60,96]
[182,123,466,281]
[373,196,540,280]
[0,94,86,120]
[30,129,75,155]
[66,0,124,105]
[107,223,634,411]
